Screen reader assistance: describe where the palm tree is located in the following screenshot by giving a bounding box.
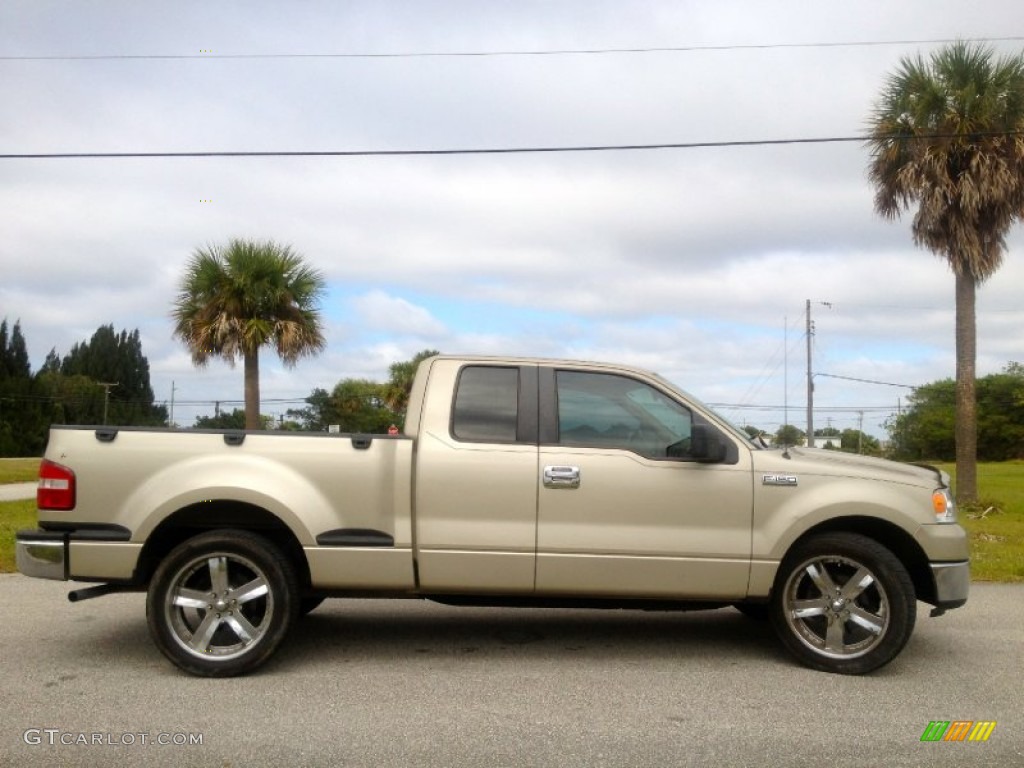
[382,349,440,413]
[867,42,1024,503]
[172,238,326,430]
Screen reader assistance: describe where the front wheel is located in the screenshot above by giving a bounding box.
[146,530,300,677]
[770,532,916,675]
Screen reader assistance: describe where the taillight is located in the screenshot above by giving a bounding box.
[38,459,76,510]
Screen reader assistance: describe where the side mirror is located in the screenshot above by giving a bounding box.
[690,424,727,463]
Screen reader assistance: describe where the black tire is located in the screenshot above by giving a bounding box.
[146,530,300,677]
[770,532,916,675]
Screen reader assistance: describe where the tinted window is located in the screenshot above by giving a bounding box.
[452,366,519,442]
[557,371,692,458]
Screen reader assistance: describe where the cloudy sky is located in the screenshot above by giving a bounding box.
[2,1,1022,436]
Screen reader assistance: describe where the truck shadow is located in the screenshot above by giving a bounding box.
[279,600,785,670]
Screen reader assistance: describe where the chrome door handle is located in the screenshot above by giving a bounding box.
[543,465,580,489]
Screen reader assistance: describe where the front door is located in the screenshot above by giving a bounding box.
[536,368,753,599]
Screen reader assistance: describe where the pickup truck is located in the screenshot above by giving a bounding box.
[17,355,969,677]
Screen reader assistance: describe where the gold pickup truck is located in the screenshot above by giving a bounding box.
[17,355,969,677]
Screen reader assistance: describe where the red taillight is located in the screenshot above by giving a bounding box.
[38,459,76,510]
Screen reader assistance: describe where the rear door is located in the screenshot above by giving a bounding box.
[536,366,753,599]
[413,360,539,592]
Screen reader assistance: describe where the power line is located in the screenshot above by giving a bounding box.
[5,130,1022,161]
[4,36,1023,61]
[815,373,917,389]
[708,402,896,413]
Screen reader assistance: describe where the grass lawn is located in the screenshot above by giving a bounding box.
[939,460,1024,583]
[1,461,1021,580]
[0,499,35,573]
[0,458,39,485]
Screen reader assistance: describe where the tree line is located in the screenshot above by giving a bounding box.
[5,305,1022,464]
[0,314,441,455]
[887,362,1024,462]
[194,350,439,433]
[751,363,1023,461]
[0,320,166,456]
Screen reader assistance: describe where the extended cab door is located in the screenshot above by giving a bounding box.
[413,359,539,592]
[536,366,753,599]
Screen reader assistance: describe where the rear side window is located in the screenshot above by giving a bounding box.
[452,366,519,442]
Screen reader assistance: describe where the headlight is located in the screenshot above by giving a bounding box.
[931,488,957,523]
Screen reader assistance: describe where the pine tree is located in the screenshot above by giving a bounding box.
[9,321,30,378]
[0,319,46,456]
[58,324,164,426]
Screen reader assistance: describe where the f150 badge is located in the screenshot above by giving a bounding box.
[763,474,799,486]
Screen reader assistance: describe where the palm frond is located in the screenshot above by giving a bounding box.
[866,41,1024,281]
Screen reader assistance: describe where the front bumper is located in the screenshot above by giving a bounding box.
[930,560,970,609]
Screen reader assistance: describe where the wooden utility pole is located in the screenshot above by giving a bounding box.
[806,300,813,447]
[97,382,118,425]
[806,300,831,448]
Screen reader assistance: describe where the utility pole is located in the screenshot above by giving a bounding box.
[169,381,176,428]
[806,299,831,449]
[97,382,118,425]
[806,300,813,448]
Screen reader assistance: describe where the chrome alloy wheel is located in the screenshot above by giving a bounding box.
[781,554,890,660]
[163,551,274,661]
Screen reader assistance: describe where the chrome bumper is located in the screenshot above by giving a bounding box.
[930,560,970,609]
[16,531,68,581]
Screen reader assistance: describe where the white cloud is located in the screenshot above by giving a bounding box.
[2,0,1023,437]
[348,291,448,338]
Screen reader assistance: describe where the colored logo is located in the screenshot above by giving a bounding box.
[920,721,996,742]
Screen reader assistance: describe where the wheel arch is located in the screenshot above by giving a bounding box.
[786,516,934,604]
[133,501,312,593]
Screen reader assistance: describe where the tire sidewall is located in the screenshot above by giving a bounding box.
[770,532,916,675]
[147,530,300,677]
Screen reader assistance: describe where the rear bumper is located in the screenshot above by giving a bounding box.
[16,531,68,580]
[930,560,970,609]
[16,527,136,582]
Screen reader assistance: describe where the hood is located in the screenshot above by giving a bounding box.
[753,446,946,489]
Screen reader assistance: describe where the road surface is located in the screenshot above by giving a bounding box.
[0,576,1020,767]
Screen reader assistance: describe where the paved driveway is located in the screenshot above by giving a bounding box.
[0,482,35,501]
[0,576,1021,767]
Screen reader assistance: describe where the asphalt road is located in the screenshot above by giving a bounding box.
[0,575,1020,768]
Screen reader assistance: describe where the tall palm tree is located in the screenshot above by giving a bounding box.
[867,42,1024,503]
[172,238,326,430]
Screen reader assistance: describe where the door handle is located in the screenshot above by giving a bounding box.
[543,465,580,489]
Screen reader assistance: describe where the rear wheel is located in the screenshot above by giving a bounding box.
[147,530,300,677]
[770,532,916,675]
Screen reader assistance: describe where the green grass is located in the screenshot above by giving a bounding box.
[0,499,36,573]
[0,458,39,485]
[938,460,1024,583]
